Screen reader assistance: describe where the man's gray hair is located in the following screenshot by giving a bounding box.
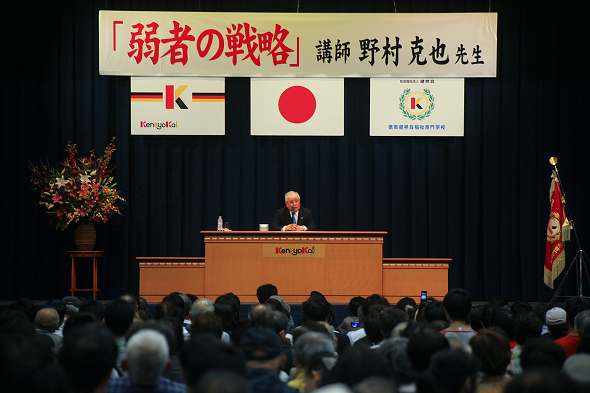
[293,331,335,366]
[248,303,270,324]
[284,191,301,202]
[574,309,590,335]
[191,298,214,316]
[125,329,169,386]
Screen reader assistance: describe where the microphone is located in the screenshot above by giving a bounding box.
[549,157,558,166]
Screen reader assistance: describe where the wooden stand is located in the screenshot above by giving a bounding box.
[201,231,386,303]
[67,251,102,300]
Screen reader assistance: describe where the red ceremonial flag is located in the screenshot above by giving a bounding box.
[544,172,570,288]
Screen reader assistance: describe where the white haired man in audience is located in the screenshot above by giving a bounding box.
[103,329,186,393]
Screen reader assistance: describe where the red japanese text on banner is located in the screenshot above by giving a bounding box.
[99,11,497,78]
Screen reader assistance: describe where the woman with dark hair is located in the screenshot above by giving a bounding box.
[469,328,512,393]
[416,349,479,393]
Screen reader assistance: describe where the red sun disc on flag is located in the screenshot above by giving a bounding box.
[278,86,316,124]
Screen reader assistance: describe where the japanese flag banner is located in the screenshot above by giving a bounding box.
[251,78,344,136]
[544,172,571,289]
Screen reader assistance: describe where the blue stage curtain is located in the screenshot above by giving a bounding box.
[2,0,588,302]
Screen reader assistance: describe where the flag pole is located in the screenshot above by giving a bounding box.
[549,157,582,249]
[547,157,590,302]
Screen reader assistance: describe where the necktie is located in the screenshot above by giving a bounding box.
[292,211,297,225]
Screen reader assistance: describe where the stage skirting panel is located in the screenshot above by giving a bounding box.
[138,231,449,304]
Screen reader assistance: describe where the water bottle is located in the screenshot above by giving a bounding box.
[217,216,223,231]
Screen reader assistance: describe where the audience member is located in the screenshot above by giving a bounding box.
[8,297,37,323]
[138,296,149,312]
[261,310,295,373]
[0,334,70,393]
[103,298,135,372]
[59,322,118,393]
[127,319,184,383]
[180,333,246,393]
[488,308,516,348]
[45,299,67,329]
[35,306,63,348]
[468,328,511,392]
[338,296,364,334]
[503,369,578,393]
[555,296,590,358]
[191,297,215,315]
[468,306,482,331]
[510,301,533,316]
[509,310,542,374]
[543,307,568,341]
[215,293,241,333]
[240,327,299,393]
[155,300,182,320]
[59,296,81,336]
[249,303,271,325]
[378,307,410,340]
[416,349,479,393]
[191,311,224,339]
[351,294,389,347]
[329,345,391,388]
[353,376,397,393]
[377,337,415,392]
[424,300,447,323]
[532,303,549,335]
[396,297,417,320]
[406,326,450,374]
[440,289,476,346]
[519,336,565,372]
[12,287,587,393]
[269,294,295,333]
[360,312,385,347]
[0,309,36,337]
[257,284,279,303]
[79,299,105,320]
[302,351,338,392]
[562,353,590,392]
[477,302,500,330]
[195,370,252,393]
[103,329,186,393]
[573,309,590,337]
[301,294,350,354]
[288,331,335,391]
[62,311,100,338]
[119,293,139,313]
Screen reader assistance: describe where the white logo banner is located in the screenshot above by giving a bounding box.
[100,11,497,78]
[370,78,465,137]
[251,78,344,136]
[131,77,225,135]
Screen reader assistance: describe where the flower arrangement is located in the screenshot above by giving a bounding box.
[29,137,125,230]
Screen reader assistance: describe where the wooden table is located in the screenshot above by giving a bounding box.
[67,251,102,300]
[201,231,387,303]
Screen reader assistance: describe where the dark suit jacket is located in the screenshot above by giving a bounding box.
[271,206,316,231]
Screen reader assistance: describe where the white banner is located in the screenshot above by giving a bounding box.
[100,11,497,78]
[370,78,464,136]
[251,78,344,136]
[131,77,225,135]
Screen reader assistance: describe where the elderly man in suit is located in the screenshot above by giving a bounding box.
[271,191,316,231]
